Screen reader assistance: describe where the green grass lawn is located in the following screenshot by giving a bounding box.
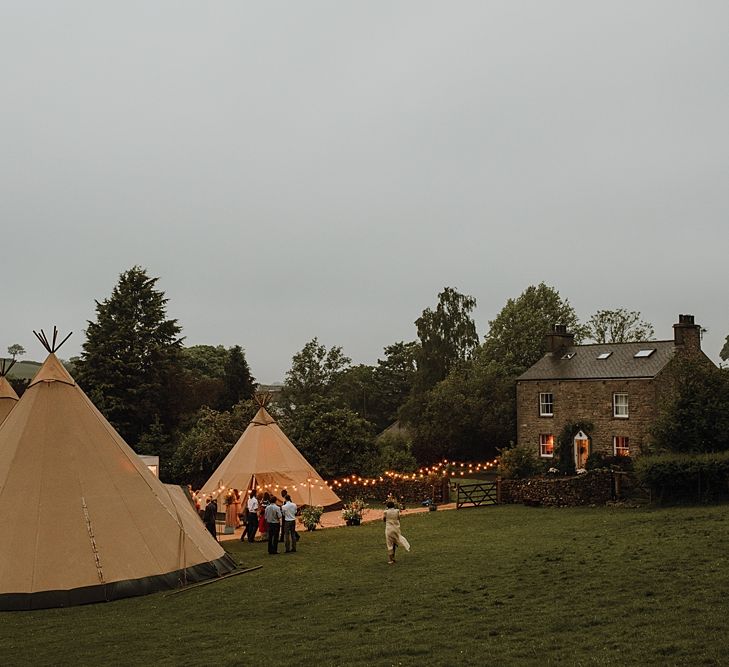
[3,504,729,666]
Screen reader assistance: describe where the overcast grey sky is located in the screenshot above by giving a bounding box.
[2,1,728,382]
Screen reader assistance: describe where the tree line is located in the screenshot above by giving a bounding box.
[9,266,696,487]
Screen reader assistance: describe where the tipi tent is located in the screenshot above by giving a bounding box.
[0,359,19,426]
[0,333,235,611]
[200,395,341,507]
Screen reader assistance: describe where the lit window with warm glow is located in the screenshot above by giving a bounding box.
[540,434,555,458]
[614,436,630,457]
[613,393,629,418]
[539,392,554,417]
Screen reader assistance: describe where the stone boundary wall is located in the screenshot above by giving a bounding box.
[500,470,613,507]
[335,475,448,504]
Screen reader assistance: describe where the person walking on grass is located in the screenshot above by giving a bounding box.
[383,500,410,565]
[265,496,282,555]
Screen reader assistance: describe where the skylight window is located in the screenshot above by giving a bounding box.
[596,352,612,360]
[561,352,576,360]
[634,349,655,358]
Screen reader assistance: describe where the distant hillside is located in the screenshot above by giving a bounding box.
[6,360,42,380]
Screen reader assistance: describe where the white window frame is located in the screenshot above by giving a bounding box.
[614,436,630,457]
[613,393,629,418]
[540,434,555,458]
[539,392,554,417]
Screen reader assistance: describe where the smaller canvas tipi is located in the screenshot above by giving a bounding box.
[0,359,19,426]
[200,394,341,507]
[0,329,236,611]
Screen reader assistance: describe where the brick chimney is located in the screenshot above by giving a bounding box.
[545,324,575,354]
[673,314,702,352]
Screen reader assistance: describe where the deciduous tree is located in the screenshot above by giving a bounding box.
[169,402,256,488]
[282,396,377,478]
[374,341,418,427]
[586,309,655,343]
[482,282,585,375]
[652,356,729,453]
[281,338,350,410]
[414,287,479,391]
[404,352,515,464]
[7,344,25,360]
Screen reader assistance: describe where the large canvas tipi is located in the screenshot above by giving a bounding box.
[0,332,236,611]
[200,395,341,507]
[0,360,19,426]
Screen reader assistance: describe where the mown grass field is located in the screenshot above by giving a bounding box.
[3,503,729,666]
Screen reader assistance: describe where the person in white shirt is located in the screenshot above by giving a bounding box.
[282,494,298,553]
[242,490,259,543]
[264,497,283,554]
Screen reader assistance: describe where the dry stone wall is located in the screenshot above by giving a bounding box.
[335,475,448,504]
[500,471,613,507]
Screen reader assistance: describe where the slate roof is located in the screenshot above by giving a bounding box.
[517,340,676,381]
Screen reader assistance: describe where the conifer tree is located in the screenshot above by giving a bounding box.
[75,266,183,447]
[217,345,256,411]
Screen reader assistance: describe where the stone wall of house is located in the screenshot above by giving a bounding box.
[500,471,613,506]
[516,378,658,461]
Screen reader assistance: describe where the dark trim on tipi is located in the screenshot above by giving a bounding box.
[0,554,237,611]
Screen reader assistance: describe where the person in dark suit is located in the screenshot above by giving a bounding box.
[203,496,218,541]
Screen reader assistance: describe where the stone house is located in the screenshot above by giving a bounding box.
[516,314,711,468]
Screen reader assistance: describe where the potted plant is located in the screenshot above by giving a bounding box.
[300,505,324,531]
[341,498,368,526]
[222,491,236,534]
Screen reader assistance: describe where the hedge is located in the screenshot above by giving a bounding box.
[633,451,729,503]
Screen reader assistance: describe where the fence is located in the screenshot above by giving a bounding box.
[455,481,500,509]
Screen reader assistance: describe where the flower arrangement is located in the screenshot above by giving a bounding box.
[342,498,368,525]
[300,505,324,531]
[223,490,234,506]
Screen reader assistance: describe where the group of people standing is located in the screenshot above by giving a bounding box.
[201,489,411,565]
[241,490,299,555]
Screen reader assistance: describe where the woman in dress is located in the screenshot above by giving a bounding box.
[232,488,242,529]
[258,492,270,540]
[383,500,410,565]
[224,490,240,530]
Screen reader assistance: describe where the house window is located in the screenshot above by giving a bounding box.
[613,393,629,418]
[539,392,554,416]
[540,434,555,458]
[614,436,630,457]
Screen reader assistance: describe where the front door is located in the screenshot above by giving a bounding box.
[573,430,590,469]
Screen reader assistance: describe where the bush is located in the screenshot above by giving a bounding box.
[300,505,324,530]
[634,451,729,503]
[498,445,541,479]
[586,452,633,472]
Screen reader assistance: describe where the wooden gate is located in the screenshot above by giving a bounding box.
[456,481,499,509]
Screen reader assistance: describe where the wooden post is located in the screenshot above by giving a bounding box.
[441,476,450,503]
[496,477,502,504]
